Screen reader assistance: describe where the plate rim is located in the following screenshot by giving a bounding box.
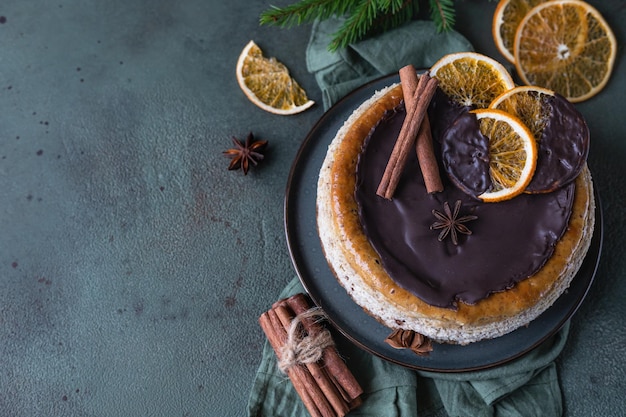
[284,73,604,372]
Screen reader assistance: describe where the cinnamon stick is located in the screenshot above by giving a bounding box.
[415,116,443,193]
[399,65,419,114]
[377,72,430,198]
[399,65,443,194]
[376,68,439,199]
[284,294,363,404]
[273,303,350,417]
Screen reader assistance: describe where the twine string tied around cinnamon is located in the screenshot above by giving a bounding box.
[278,307,335,373]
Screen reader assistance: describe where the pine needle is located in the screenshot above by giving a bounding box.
[329,0,418,51]
[329,0,378,51]
[259,0,491,51]
[429,0,456,32]
[259,0,353,27]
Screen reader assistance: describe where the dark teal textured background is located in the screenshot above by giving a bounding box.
[0,1,624,416]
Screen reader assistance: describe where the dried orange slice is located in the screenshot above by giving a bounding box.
[236,40,314,115]
[492,0,545,63]
[514,0,617,102]
[489,86,589,192]
[473,109,537,202]
[429,52,516,109]
[442,109,537,202]
[490,85,554,140]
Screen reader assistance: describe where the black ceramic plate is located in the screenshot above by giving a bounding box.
[284,74,603,372]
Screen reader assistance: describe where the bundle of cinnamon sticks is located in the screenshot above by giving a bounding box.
[258,293,363,417]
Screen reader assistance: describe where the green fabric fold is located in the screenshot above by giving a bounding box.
[247,279,568,417]
[421,325,567,417]
[306,18,473,109]
[247,278,424,417]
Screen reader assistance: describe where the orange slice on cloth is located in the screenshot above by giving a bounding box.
[236,40,315,115]
[513,0,617,102]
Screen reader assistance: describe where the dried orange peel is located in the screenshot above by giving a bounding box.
[490,85,590,193]
[473,109,538,202]
[429,52,515,109]
[236,40,314,115]
[513,0,617,102]
[439,108,538,203]
[492,0,544,63]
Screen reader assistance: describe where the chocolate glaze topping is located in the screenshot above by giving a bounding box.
[441,111,491,197]
[440,93,590,198]
[355,98,575,309]
[527,93,589,193]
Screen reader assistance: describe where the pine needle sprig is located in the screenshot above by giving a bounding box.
[259,0,466,51]
[259,0,353,27]
[429,0,456,32]
[354,0,420,39]
[328,1,378,51]
[329,0,414,51]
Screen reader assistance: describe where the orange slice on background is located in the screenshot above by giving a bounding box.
[429,52,516,109]
[513,0,617,103]
[236,40,315,115]
[490,86,589,192]
[441,108,537,202]
[492,0,545,63]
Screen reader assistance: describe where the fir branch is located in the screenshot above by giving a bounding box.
[375,0,419,34]
[329,0,380,51]
[429,0,455,32]
[259,0,353,27]
[330,0,419,51]
[259,0,477,51]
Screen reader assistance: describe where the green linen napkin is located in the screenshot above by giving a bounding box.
[305,18,473,110]
[247,279,568,417]
[419,329,567,417]
[247,278,444,417]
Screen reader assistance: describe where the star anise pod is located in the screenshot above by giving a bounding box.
[430,200,478,245]
[223,132,268,175]
[385,329,433,357]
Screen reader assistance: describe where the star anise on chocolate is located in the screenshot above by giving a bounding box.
[430,200,478,245]
[223,132,268,175]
